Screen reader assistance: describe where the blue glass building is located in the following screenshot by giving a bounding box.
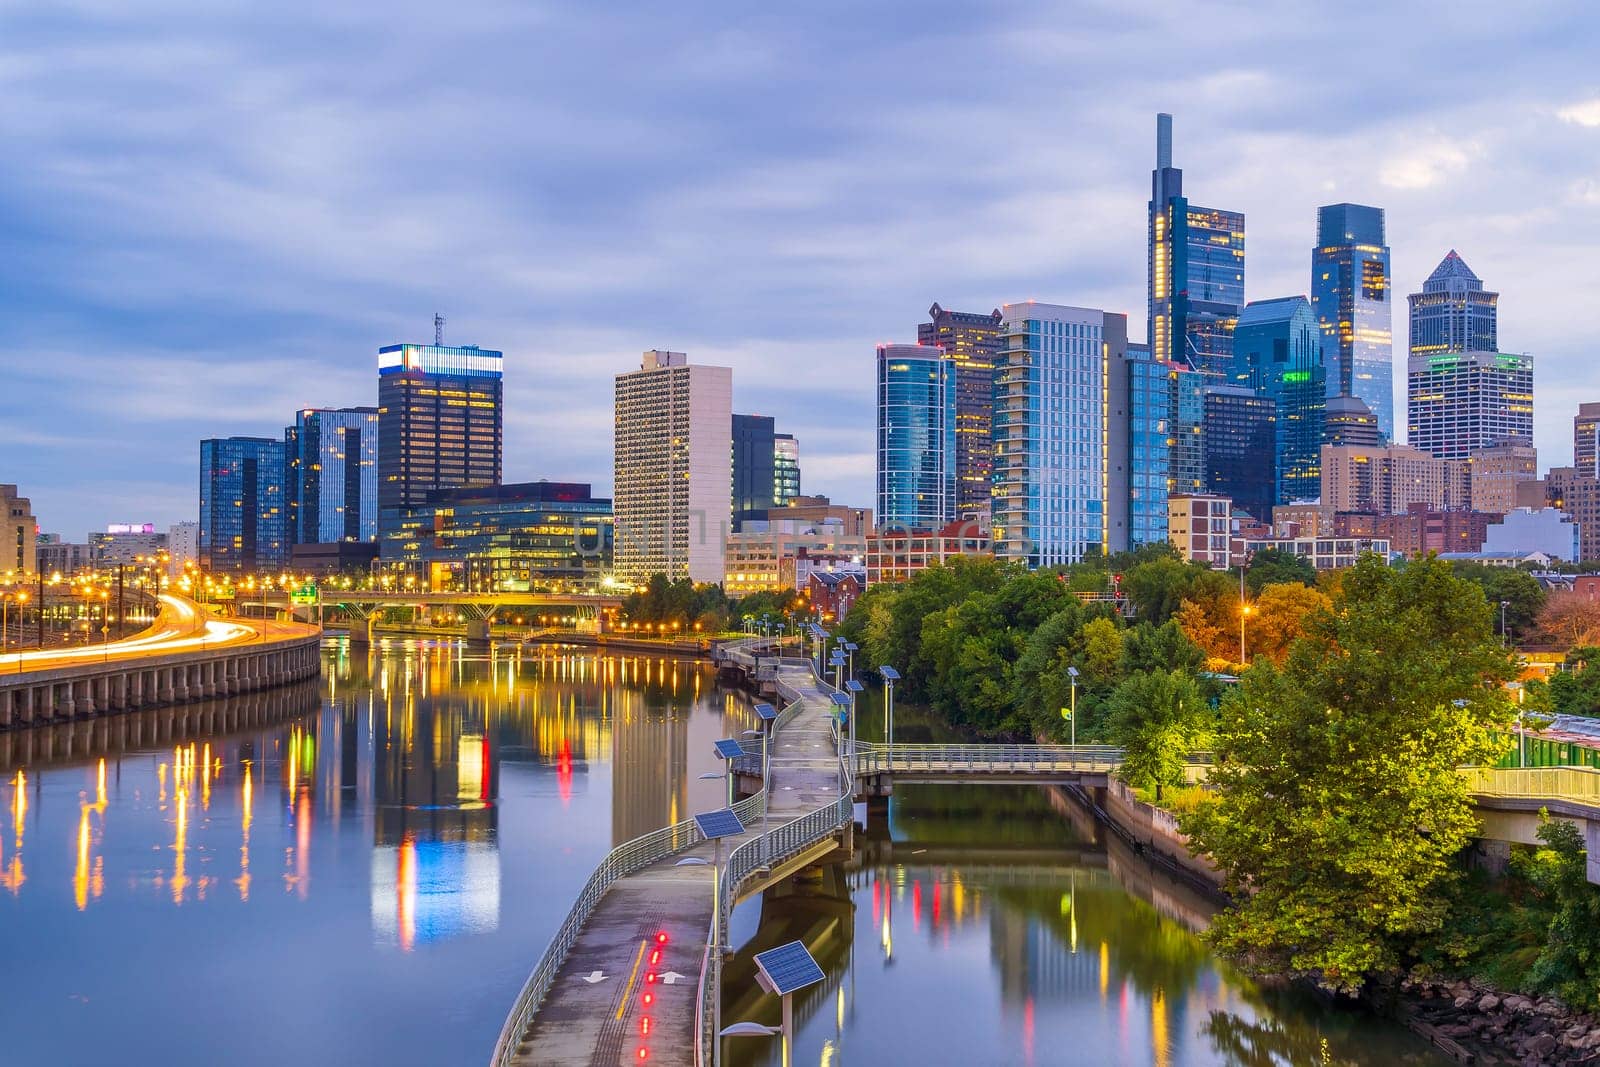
[1233,296,1326,505]
[200,436,288,573]
[1203,385,1277,522]
[875,344,955,532]
[1148,113,1246,379]
[286,406,379,545]
[1312,204,1394,440]
[993,304,1126,566]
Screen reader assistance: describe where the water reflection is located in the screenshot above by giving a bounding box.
[723,785,1447,1067]
[0,639,746,1066]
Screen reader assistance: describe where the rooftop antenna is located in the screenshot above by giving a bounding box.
[434,313,445,346]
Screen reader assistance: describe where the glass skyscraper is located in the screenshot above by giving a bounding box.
[1408,250,1498,357]
[1203,385,1277,522]
[876,343,956,532]
[993,304,1126,566]
[1233,296,1326,505]
[377,342,504,529]
[918,304,1003,518]
[286,406,379,544]
[1148,113,1245,380]
[1312,203,1394,440]
[1118,343,1171,549]
[200,436,287,573]
[731,413,777,527]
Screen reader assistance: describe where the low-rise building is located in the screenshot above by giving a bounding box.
[36,535,91,577]
[1168,493,1234,568]
[1272,502,1334,538]
[770,496,873,538]
[807,570,864,623]
[1365,505,1499,557]
[1241,536,1392,570]
[723,518,866,596]
[866,520,990,586]
[1482,507,1581,564]
[90,523,168,567]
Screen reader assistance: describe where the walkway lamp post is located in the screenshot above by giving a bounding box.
[1238,566,1249,665]
[845,679,863,764]
[1500,600,1510,647]
[879,666,899,769]
[843,641,857,683]
[829,650,846,693]
[1065,666,1079,749]
[736,940,825,1067]
[693,808,746,1067]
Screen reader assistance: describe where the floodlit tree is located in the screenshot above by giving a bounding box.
[1245,582,1331,663]
[1182,555,1516,993]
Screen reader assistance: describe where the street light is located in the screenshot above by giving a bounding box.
[1500,600,1510,647]
[1064,666,1079,749]
[879,666,900,768]
[843,641,857,682]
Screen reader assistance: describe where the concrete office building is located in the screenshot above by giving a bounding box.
[166,521,200,576]
[90,523,167,567]
[2,484,37,576]
[613,351,733,585]
[1482,508,1581,564]
[1575,403,1600,479]
[1469,442,1538,516]
[1320,442,1470,515]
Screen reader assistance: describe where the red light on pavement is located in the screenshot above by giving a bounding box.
[645,972,656,984]
[642,992,654,1006]
[638,1050,649,1061]
[649,949,661,965]
[655,931,669,944]
[641,1017,652,1036]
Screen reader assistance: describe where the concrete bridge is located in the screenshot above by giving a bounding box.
[0,594,320,729]
[252,589,625,643]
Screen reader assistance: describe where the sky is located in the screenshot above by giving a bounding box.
[4,0,1600,540]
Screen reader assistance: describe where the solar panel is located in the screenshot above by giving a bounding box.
[843,642,858,652]
[713,738,744,760]
[753,941,826,997]
[845,680,864,693]
[752,702,778,721]
[879,666,900,681]
[694,809,746,840]
[829,692,851,707]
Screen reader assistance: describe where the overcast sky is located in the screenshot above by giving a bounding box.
[5,0,1599,539]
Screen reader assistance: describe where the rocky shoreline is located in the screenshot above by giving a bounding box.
[1400,975,1600,1065]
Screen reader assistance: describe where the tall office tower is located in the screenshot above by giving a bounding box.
[994,303,1127,566]
[1407,350,1534,461]
[918,304,1004,517]
[876,343,956,532]
[1312,204,1394,439]
[1575,403,1600,478]
[286,406,380,544]
[1,484,37,575]
[1233,296,1328,504]
[199,436,287,573]
[731,413,777,527]
[376,341,504,526]
[773,433,801,505]
[613,351,733,584]
[1147,113,1246,378]
[1203,386,1277,522]
[1408,251,1498,357]
[1469,442,1538,515]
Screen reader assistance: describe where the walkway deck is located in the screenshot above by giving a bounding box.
[503,660,843,1067]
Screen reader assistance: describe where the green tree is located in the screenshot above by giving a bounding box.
[1123,558,1203,623]
[1120,620,1205,676]
[1245,547,1317,594]
[1182,555,1516,993]
[1525,816,1600,1010]
[1106,668,1209,802]
[1449,563,1545,642]
[1549,648,1600,717]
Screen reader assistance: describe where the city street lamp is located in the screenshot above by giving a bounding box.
[879,666,899,768]
[1064,665,1079,749]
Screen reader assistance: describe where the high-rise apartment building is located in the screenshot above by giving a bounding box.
[731,413,777,526]
[200,436,288,573]
[287,406,379,544]
[1312,204,1394,439]
[1148,113,1245,379]
[613,351,732,584]
[918,304,1003,517]
[1232,296,1327,504]
[1469,442,1538,515]
[1320,442,1470,515]
[1,484,36,576]
[993,303,1127,566]
[1407,350,1533,461]
[377,342,503,526]
[1408,251,1498,357]
[1203,386,1277,522]
[773,433,801,505]
[1111,342,1173,549]
[876,343,956,532]
[1575,403,1600,479]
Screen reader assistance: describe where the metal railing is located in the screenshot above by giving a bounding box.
[489,790,764,1067]
[851,742,1125,776]
[1462,765,1600,806]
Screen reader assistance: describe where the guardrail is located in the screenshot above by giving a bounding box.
[1462,765,1600,805]
[489,790,764,1067]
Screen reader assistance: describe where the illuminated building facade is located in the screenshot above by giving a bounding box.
[379,481,612,592]
[918,304,1003,517]
[1407,350,1533,462]
[1312,204,1394,439]
[876,343,956,532]
[1233,296,1326,504]
[1147,113,1245,379]
[613,351,732,584]
[1320,442,1470,514]
[1202,386,1276,522]
[773,433,801,505]
[1,484,36,576]
[287,406,380,544]
[1408,250,1498,358]
[200,436,288,573]
[1575,403,1600,479]
[866,520,991,585]
[1110,342,1171,549]
[993,303,1126,566]
[89,523,166,567]
[377,342,504,526]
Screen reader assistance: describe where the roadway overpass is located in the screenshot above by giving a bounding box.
[246,589,626,642]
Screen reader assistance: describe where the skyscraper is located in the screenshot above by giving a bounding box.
[1148,113,1245,378]
[773,433,801,505]
[286,406,379,544]
[1312,204,1394,439]
[993,303,1127,566]
[1233,296,1327,504]
[1575,403,1600,479]
[200,436,287,573]
[613,351,733,584]
[1407,351,1533,462]
[376,342,503,526]
[1109,342,1171,550]
[875,343,956,532]
[731,413,777,526]
[918,304,1003,518]
[1408,251,1498,357]
[1203,386,1277,522]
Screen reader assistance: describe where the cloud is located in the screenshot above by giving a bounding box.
[1557,97,1600,127]
[1380,140,1476,191]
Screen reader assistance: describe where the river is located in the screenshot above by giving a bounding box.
[0,641,1446,1066]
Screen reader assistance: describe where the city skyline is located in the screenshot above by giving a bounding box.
[6,3,1600,538]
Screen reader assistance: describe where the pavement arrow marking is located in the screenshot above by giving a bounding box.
[581,971,607,984]
[660,971,687,985]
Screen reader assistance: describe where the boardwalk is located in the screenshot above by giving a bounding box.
[501,660,844,1067]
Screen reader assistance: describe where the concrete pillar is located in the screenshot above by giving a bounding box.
[199,661,215,698]
[157,667,174,704]
[74,679,95,716]
[465,618,492,644]
[19,686,35,725]
[1587,821,1600,886]
[0,689,12,727]
[113,673,128,711]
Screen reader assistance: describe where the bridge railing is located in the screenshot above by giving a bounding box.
[849,743,1215,779]
[1462,765,1600,805]
[489,790,765,1067]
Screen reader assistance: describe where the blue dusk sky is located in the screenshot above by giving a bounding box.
[4,0,1599,539]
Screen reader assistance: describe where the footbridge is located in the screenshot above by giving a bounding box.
[253,589,625,642]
